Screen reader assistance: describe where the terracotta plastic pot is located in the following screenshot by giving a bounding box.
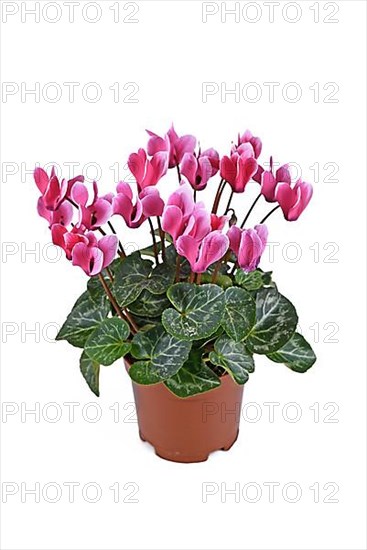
[125,360,244,463]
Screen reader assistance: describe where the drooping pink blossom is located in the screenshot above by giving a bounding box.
[71,181,112,230]
[34,167,84,211]
[147,125,196,168]
[112,182,164,228]
[220,146,258,193]
[37,197,73,228]
[128,148,168,191]
[161,184,196,241]
[228,224,268,272]
[259,157,292,202]
[51,225,88,260]
[180,148,220,191]
[275,180,313,221]
[210,214,229,231]
[233,130,262,159]
[71,233,118,276]
[176,231,229,274]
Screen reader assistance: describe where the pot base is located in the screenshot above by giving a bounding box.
[139,428,240,463]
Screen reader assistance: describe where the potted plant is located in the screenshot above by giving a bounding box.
[34,125,316,463]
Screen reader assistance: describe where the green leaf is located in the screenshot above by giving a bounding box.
[222,287,255,341]
[127,361,164,385]
[84,318,131,366]
[56,295,110,348]
[128,290,170,317]
[114,253,153,306]
[162,283,225,341]
[235,269,273,291]
[80,351,100,397]
[129,325,192,383]
[246,288,298,354]
[267,333,316,373]
[209,335,254,384]
[87,276,109,305]
[114,253,175,307]
[165,350,221,397]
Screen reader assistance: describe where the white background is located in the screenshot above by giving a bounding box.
[1,1,366,549]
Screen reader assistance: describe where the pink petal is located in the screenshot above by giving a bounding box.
[51,224,67,249]
[71,182,89,206]
[116,181,133,199]
[161,205,184,241]
[220,156,237,186]
[167,184,195,221]
[275,182,296,220]
[34,167,49,193]
[140,188,164,217]
[99,235,118,269]
[276,164,291,185]
[112,193,134,223]
[227,225,242,255]
[92,198,112,227]
[176,235,200,271]
[146,130,169,156]
[174,135,197,163]
[196,156,213,189]
[128,150,146,185]
[261,170,277,202]
[254,224,268,251]
[194,231,229,273]
[43,174,61,210]
[37,196,51,223]
[180,153,198,185]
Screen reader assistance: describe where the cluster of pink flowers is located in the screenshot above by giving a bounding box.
[34,125,313,277]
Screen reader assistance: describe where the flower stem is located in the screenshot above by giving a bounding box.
[240,193,262,228]
[98,274,138,334]
[107,221,126,257]
[148,218,159,264]
[196,273,202,285]
[157,217,166,262]
[175,255,181,282]
[211,262,221,284]
[260,205,280,225]
[189,272,195,284]
[176,162,181,183]
[212,179,226,214]
[224,190,234,214]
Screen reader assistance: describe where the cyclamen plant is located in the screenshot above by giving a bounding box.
[35,125,316,397]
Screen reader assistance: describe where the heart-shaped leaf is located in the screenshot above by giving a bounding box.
[56,294,110,348]
[128,290,170,317]
[84,318,131,366]
[165,350,221,397]
[114,253,175,307]
[221,287,255,341]
[80,351,100,396]
[129,325,192,384]
[162,283,225,341]
[267,332,316,373]
[246,288,298,354]
[209,335,254,384]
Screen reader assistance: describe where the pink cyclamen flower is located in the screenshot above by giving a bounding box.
[128,148,168,191]
[180,148,220,191]
[112,182,164,228]
[233,130,262,159]
[275,179,313,221]
[71,181,112,230]
[182,202,211,242]
[260,157,292,202]
[161,184,196,241]
[228,224,268,272]
[220,146,258,193]
[34,167,84,211]
[37,197,73,228]
[147,125,196,168]
[176,231,230,274]
[71,233,118,276]
[51,225,88,260]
